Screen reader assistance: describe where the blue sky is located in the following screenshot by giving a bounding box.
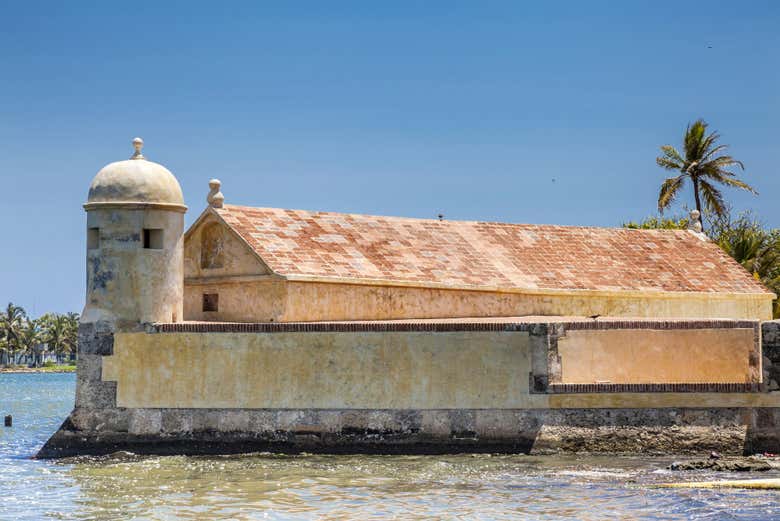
[1,1,778,315]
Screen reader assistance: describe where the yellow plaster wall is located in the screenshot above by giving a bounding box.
[99,329,780,411]
[102,331,533,409]
[184,278,287,322]
[556,328,758,384]
[281,282,773,321]
[183,277,772,322]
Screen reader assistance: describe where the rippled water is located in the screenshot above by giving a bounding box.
[1,373,779,520]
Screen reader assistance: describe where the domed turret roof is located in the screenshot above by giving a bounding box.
[85,138,187,212]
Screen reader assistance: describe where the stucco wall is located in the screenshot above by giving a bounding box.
[184,278,287,322]
[183,277,773,322]
[556,328,758,384]
[100,322,767,412]
[282,281,772,321]
[102,331,532,409]
[84,208,184,325]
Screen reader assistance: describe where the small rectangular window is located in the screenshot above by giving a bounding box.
[203,293,219,312]
[87,228,100,249]
[143,229,164,249]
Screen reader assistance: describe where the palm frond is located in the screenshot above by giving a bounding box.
[656,156,683,170]
[700,129,722,157]
[701,143,729,162]
[706,155,745,170]
[697,162,756,194]
[699,179,727,216]
[684,119,707,161]
[658,175,685,212]
[714,175,758,194]
[656,145,684,170]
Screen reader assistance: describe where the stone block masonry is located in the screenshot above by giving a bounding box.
[38,406,780,458]
[762,321,780,391]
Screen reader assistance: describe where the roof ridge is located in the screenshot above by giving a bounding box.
[218,204,692,234]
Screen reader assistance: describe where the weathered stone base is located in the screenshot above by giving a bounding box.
[36,407,780,459]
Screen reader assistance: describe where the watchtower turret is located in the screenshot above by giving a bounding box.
[83,138,187,328]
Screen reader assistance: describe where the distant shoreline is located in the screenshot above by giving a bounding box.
[0,366,76,374]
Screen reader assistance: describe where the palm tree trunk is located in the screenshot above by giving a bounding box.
[692,177,703,217]
[691,176,705,231]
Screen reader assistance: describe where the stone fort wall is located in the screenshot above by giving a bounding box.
[38,319,780,458]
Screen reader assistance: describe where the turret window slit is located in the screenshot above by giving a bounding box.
[87,228,100,249]
[143,229,164,249]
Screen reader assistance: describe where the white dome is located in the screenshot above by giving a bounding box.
[85,138,186,212]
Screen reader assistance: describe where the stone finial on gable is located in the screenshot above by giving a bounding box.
[687,210,703,233]
[207,179,224,208]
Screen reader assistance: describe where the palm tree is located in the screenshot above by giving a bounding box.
[63,312,79,362]
[45,315,68,364]
[656,119,756,225]
[19,319,42,367]
[0,303,26,366]
[0,336,7,367]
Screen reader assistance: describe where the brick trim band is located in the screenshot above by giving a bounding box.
[154,319,758,334]
[562,319,757,331]
[155,322,530,333]
[548,382,762,394]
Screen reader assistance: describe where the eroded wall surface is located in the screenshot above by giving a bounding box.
[281,282,773,321]
[184,277,773,322]
[102,331,531,409]
[85,208,184,325]
[102,322,767,411]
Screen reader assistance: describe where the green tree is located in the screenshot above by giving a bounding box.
[656,119,756,224]
[709,212,780,315]
[63,312,79,361]
[44,314,69,364]
[0,303,27,366]
[623,215,689,230]
[18,319,43,367]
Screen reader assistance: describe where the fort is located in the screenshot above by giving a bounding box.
[39,138,780,458]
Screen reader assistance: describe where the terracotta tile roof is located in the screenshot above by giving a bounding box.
[214,204,772,295]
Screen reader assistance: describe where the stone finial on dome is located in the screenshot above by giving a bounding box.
[207,179,224,208]
[131,137,145,160]
[85,138,186,212]
[688,209,703,233]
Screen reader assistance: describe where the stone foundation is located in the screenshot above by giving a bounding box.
[37,407,780,458]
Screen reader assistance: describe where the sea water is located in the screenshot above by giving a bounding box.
[1,372,779,520]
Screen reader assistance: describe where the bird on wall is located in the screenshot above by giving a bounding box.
[589,314,601,320]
